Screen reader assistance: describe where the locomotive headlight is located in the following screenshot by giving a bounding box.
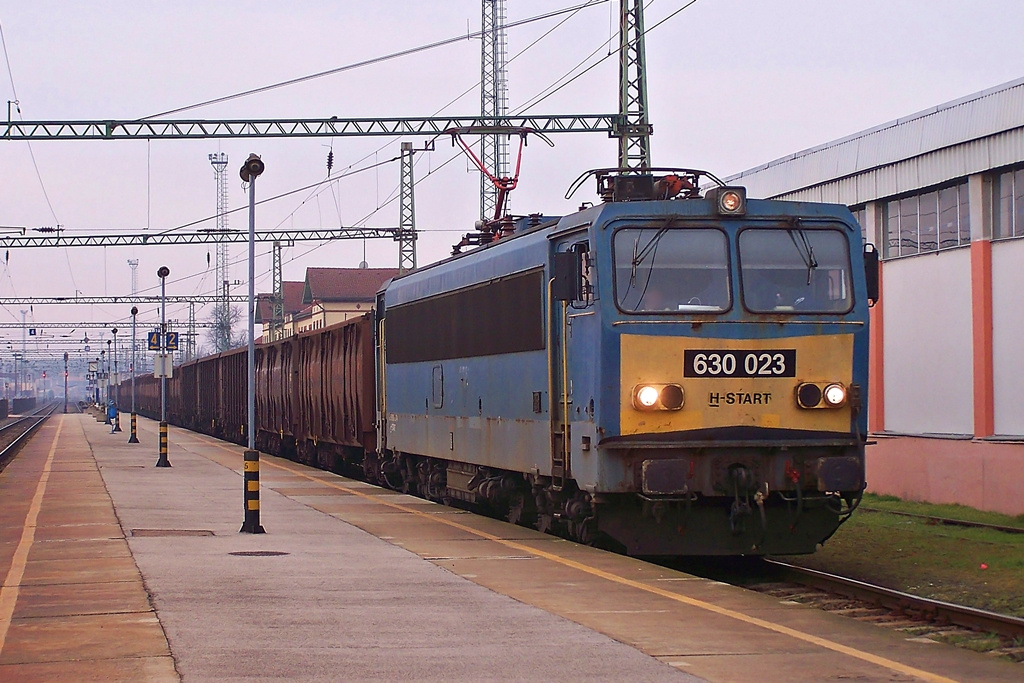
[707,186,747,216]
[636,385,660,407]
[721,190,742,212]
[796,382,847,409]
[823,383,847,407]
[632,384,685,411]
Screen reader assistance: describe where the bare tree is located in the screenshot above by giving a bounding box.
[204,305,247,352]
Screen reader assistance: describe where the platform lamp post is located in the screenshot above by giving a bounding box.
[156,266,171,468]
[128,307,139,443]
[63,352,68,413]
[239,153,265,534]
[102,346,109,423]
[111,327,122,432]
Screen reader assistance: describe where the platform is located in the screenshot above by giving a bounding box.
[0,414,1020,682]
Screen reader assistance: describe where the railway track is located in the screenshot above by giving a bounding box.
[753,559,1024,662]
[0,401,62,472]
[858,506,1024,536]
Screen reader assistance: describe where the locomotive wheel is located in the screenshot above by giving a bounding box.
[506,490,537,526]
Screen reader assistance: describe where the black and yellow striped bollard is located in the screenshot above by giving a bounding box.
[155,421,171,467]
[240,450,266,534]
[128,412,139,444]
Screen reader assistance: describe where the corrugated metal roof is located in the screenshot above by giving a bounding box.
[724,77,1024,201]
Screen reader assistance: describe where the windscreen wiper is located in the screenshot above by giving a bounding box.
[788,229,818,285]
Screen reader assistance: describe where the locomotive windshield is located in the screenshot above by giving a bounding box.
[614,227,731,313]
[738,227,853,313]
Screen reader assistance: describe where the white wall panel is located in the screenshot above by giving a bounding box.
[992,239,1024,435]
[882,250,974,434]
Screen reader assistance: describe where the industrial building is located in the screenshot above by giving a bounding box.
[725,77,1024,516]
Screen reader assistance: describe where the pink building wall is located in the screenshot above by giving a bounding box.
[866,436,1024,517]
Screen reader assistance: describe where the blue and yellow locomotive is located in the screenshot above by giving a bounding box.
[377,168,877,555]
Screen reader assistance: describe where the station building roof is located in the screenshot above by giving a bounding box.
[301,267,399,305]
[254,281,304,324]
[724,76,1024,206]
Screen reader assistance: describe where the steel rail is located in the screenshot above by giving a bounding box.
[0,115,619,141]
[858,506,1024,536]
[764,559,1024,640]
[0,401,61,472]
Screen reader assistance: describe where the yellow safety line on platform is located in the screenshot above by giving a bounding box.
[197,439,956,683]
[0,416,65,656]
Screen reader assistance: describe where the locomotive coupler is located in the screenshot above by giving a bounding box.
[754,485,768,528]
[728,466,755,535]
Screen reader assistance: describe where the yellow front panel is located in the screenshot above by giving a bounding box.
[620,333,854,435]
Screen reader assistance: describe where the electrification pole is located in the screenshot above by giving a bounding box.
[480,0,509,220]
[210,152,232,352]
[617,0,652,170]
[271,240,284,340]
[398,142,417,274]
[20,309,27,398]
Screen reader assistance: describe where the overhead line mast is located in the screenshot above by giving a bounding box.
[209,152,232,352]
[398,143,417,274]
[480,0,510,221]
[617,0,652,170]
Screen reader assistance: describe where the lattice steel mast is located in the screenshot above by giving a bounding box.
[127,259,139,294]
[480,0,509,220]
[209,152,232,351]
[617,0,652,170]
[398,142,416,273]
[271,240,284,340]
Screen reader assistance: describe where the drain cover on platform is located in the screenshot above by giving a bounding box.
[228,550,290,557]
[132,529,215,537]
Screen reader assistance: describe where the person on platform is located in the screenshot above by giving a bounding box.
[107,400,118,433]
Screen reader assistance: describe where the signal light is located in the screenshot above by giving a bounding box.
[41,371,46,378]
[632,383,685,411]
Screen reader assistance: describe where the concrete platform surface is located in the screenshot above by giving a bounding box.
[1,415,695,682]
[3,413,1021,682]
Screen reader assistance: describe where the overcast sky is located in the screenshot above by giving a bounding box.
[0,0,1021,360]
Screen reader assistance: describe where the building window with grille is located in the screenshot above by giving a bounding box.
[993,167,1024,239]
[883,180,970,258]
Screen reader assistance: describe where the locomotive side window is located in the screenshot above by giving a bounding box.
[386,268,545,363]
[614,228,731,313]
[738,228,853,313]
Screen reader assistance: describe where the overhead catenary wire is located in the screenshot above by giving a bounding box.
[7,2,702,332]
[0,16,83,299]
[328,0,702,234]
[137,1,611,121]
